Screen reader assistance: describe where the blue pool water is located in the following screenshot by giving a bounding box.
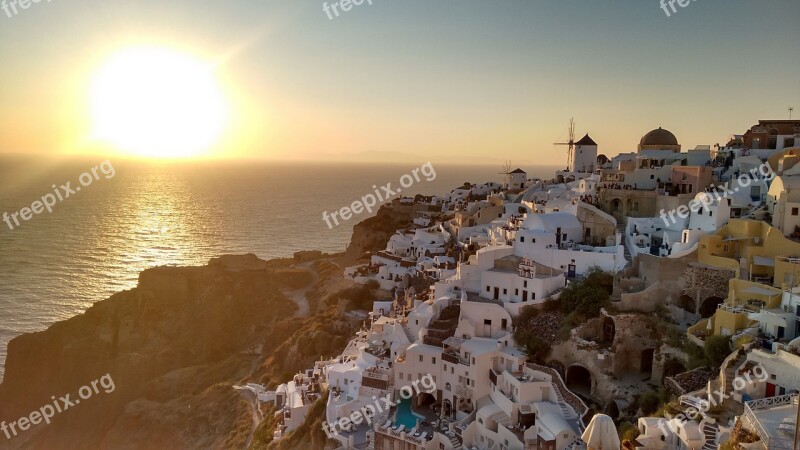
[394,397,423,429]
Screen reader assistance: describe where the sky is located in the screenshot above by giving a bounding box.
[0,0,798,166]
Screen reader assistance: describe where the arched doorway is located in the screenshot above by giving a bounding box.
[677,295,696,314]
[641,348,655,374]
[611,198,623,213]
[700,296,724,318]
[602,317,616,344]
[443,399,453,418]
[605,400,622,419]
[566,364,593,396]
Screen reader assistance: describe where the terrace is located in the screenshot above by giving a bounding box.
[742,394,799,450]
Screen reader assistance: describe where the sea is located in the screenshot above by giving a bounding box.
[0,156,559,380]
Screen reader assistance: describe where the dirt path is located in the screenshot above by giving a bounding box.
[282,261,318,317]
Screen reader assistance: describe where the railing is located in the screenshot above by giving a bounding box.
[527,363,588,425]
[743,394,798,449]
[746,394,798,411]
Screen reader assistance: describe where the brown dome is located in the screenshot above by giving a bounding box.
[640,127,678,147]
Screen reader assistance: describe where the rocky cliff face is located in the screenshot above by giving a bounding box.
[0,254,296,449]
[340,204,412,265]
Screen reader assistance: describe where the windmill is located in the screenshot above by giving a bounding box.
[499,160,513,189]
[554,118,576,172]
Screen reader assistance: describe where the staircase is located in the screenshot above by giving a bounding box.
[402,323,416,343]
[448,434,461,448]
[422,305,460,347]
[723,350,747,395]
[552,384,578,420]
[616,220,631,267]
[701,421,719,450]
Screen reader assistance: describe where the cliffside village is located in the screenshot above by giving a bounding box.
[240,119,800,450]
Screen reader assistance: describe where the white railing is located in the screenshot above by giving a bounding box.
[746,394,798,411]
[743,394,798,449]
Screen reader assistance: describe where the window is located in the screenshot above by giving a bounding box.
[523,281,527,288]
[432,357,436,364]
[520,236,524,243]
[486,286,490,292]
[399,372,404,380]
[503,288,507,294]
[650,174,654,179]
[515,289,519,295]
[532,238,536,243]
[792,207,799,216]
[698,207,703,215]
[419,355,423,362]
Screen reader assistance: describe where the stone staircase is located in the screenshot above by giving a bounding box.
[723,350,746,394]
[448,434,461,448]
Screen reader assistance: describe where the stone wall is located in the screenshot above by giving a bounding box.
[681,263,735,313]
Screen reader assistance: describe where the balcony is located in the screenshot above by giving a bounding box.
[443,351,469,366]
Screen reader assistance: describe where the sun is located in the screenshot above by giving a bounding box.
[89,46,229,158]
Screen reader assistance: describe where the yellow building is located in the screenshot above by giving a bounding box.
[688,219,800,343]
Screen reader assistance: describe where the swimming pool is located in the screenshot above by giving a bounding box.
[394,397,424,429]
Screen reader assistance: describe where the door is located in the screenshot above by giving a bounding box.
[567,264,577,278]
[493,287,499,300]
[766,383,776,397]
[522,291,528,302]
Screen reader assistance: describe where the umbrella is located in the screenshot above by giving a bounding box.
[582,414,621,450]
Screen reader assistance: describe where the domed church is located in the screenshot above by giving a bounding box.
[637,127,681,153]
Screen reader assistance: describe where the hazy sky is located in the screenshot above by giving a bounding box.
[1,0,798,165]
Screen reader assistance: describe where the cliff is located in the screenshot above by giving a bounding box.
[0,254,302,449]
[0,207,404,449]
[339,204,413,265]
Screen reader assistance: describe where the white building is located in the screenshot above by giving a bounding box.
[767,175,800,235]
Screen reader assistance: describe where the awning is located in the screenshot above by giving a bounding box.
[740,286,780,297]
[753,256,775,267]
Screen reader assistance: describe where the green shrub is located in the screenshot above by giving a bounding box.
[559,267,612,318]
[639,391,660,415]
[514,305,539,326]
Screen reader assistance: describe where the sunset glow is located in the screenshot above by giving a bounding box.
[88,47,229,158]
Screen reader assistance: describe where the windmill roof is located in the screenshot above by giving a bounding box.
[511,168,526,174]
[575,134,597,146]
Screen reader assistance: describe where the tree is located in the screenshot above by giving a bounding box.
[514,329,552,364]
[704,335,732,369]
